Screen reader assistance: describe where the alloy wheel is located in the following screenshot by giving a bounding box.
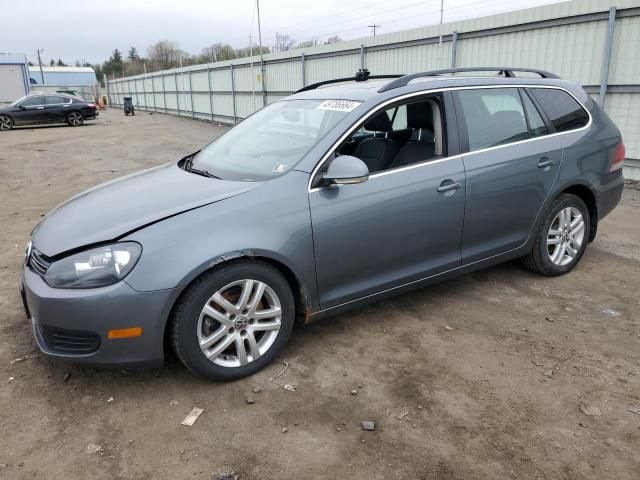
[197,279,282,368]
[547,207,585,266]
[0,115,12,131]
[68,112,83,126]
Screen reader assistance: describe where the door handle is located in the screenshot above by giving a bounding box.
[437,180,461,193]
[537,157,555,168]
[36,106,44,110]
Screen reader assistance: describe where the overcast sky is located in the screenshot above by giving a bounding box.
[1,0,566,65]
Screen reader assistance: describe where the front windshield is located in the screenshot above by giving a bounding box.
[9,95,29,107]
[191,99,359,181]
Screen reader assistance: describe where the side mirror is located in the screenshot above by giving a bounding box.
[322,155,369,186]
[19,104,26,110]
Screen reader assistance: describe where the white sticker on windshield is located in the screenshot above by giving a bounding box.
[273,164,288,173]
[316,100,361,112]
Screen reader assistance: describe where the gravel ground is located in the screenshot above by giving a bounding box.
[1,109,639,480]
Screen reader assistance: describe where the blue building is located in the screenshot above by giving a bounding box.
[29,66,97,86]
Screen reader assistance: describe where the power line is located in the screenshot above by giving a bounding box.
[368,24,381,36]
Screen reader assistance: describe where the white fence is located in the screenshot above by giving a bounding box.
[107,1,640,178]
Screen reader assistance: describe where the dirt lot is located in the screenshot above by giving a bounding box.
[1,109,639,480]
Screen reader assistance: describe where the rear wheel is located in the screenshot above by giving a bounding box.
[522,194,590,276]
[171,261,295,381]
[66,112,84,126]
[0,115,13,131]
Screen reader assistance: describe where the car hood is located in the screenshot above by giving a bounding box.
[32,162,260,257]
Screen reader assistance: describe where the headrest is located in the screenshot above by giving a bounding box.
[407,101,434,129]
[409,128,435,143]
[364,112,392,132]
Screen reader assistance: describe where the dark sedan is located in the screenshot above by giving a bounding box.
[0,93,98,130]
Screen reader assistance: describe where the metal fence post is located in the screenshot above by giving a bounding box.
[105,78,111,107]
[207,66,214,122]
[141,77,146,111]
[360,44,365,70]
[175,72,180,116]
[260,59,266,108]
[230,64,237,124]
[162,74,167,114]
[451,31,458,68]
[599,7,616,108]
[151,76,156,112]
[301,53,306,88]
[188,69,195,119]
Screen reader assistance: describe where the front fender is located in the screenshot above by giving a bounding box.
[122,171,319,310]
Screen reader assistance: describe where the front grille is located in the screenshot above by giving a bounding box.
[28,249,51,277]
[40,325,101,354]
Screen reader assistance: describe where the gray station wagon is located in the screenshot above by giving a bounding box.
[19,67,625,380]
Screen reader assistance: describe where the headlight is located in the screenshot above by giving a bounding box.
[44,242,142,289]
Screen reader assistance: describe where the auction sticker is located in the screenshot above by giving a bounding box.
[316,100,361,112]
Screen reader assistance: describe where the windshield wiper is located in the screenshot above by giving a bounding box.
[189,167,219,179]
[182,153,220,179]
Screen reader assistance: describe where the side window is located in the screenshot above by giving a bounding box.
[391,105,407,130]
[337,95,445,173]
[20,97,44,107]
[45,95,68,105]
[457,88,529,151]
[521,90,548,137]
[530,88,589,132]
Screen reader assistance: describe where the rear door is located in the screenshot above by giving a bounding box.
[454,87,563,263]
[44,95,70,122]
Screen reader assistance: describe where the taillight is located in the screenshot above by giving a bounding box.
[87,103,97,109]
[609,141,625,173]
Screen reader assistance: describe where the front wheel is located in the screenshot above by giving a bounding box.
[522,193,590,276]
[0,115,13,131]
[66,112,84,126]
[171,261,295,381]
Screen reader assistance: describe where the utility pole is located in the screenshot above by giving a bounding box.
[256,0,266,106]
[439,0,444,46]
[36,49,45,84]
[368,24,381,36]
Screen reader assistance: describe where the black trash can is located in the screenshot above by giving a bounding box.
[123,97,135,116]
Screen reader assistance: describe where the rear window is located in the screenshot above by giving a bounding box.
[529,88,589,132]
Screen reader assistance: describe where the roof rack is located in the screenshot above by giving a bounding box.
[378,67,560,93]
[296,69,404,93]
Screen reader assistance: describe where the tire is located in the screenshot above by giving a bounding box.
[171,261,295,381]
[66,111,84,127]
[522,193,590,276]
[0,115,13,131]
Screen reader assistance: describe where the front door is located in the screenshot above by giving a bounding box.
[310,159,465,309]
[454,87,562,263]
[14,96,46,125]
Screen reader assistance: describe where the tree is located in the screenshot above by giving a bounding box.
[326,35,342,44]
[234,45,270,58]
[49,59,55,66]
[127,47,140,62]
[295,38,319,49]
[147,40,184,70]
[273,33,295,52]
[111,48,123,64]
[56,59,66,66]
[200,43,236,63]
